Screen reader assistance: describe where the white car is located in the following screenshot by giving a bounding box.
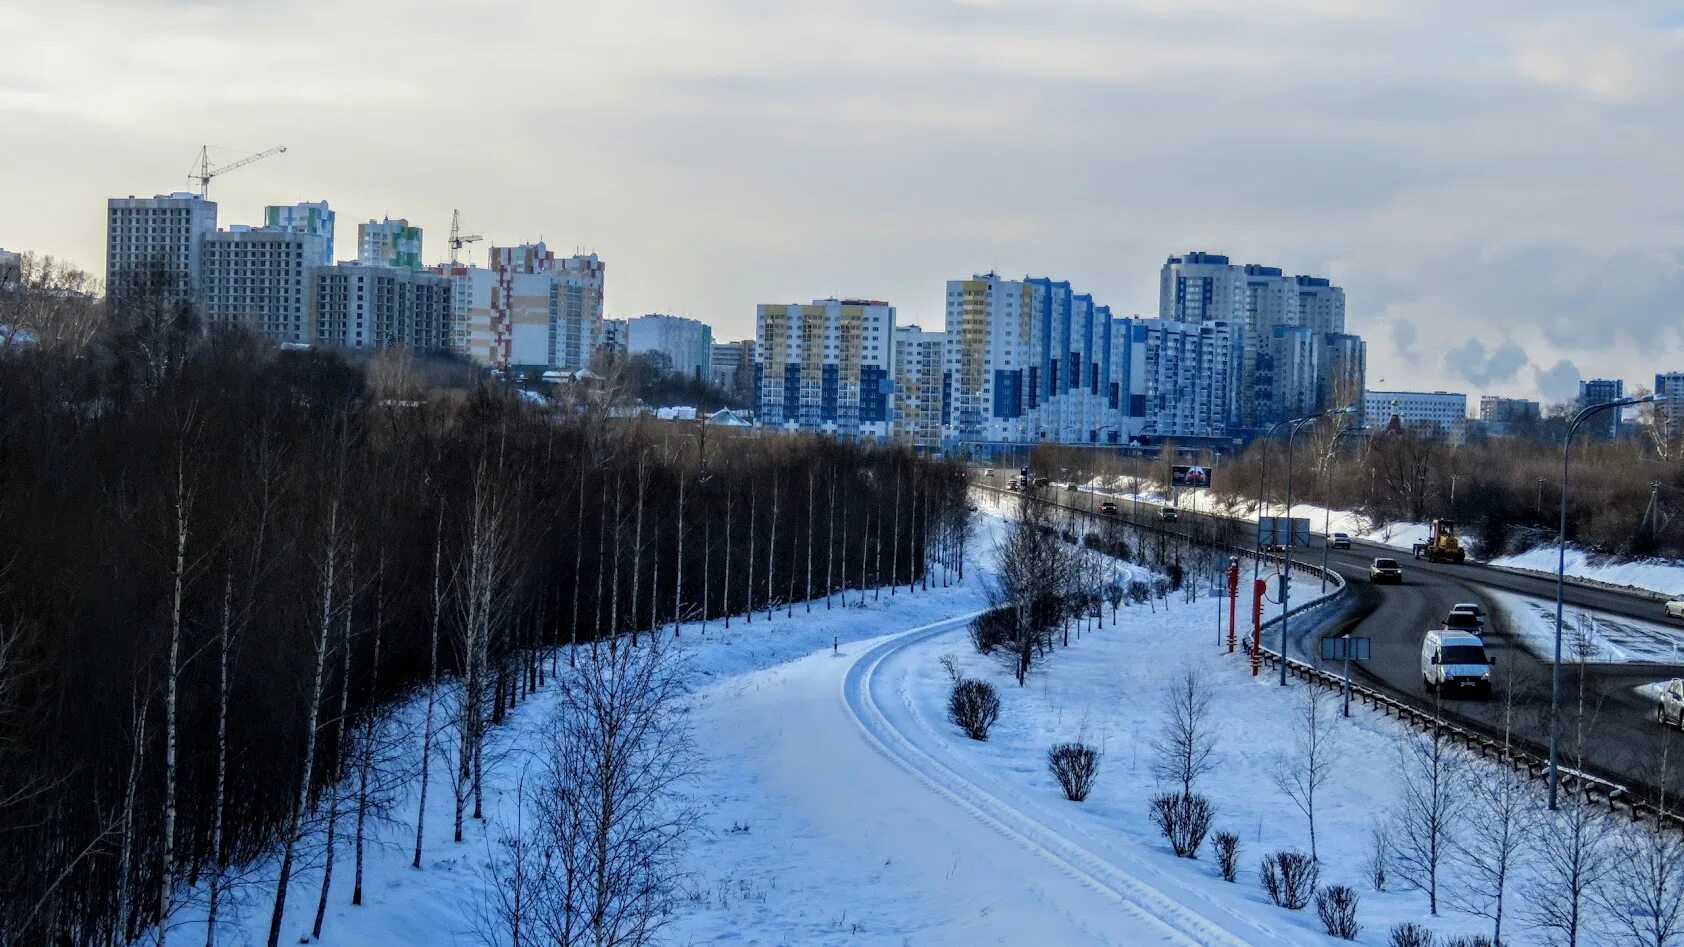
[1421,630,1493,698]
[1665,600,1684,620]
[1660,679,1684,728]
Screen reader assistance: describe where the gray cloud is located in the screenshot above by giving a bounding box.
[1533,359,1583,402]
[1445,338,1529,387]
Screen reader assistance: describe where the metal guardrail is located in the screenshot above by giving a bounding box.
[975,480,1676,829]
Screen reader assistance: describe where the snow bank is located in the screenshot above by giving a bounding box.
[1491,546,1684,599]
[1487,589,1684,664]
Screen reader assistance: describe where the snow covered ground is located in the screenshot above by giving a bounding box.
[1489,546,1684,599]
[1488,588,1684,664]
[166,498,1608,946]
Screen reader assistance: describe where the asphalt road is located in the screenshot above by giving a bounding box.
[977,474,1684,796]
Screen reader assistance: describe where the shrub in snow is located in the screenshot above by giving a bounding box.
[1213,831,1240,883]
[1149,793,1213,858]
[1366,822,1391,892]
[1387,921,1435,947]
[1047,742,1100,802]
[947,678,1001,741]
[1315,885,1361,940]
[1127,580,1152,605]
[1442,938,1492,947]
[1259,850,1318,909]
[968,607,1013,655]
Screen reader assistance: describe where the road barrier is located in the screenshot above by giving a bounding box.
[975,480,1681,831]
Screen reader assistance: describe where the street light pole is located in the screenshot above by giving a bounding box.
[1279,406,1356,686]
[1253,419,1294,583]
[1321,423,1367,592]
[1548,394,1659,809]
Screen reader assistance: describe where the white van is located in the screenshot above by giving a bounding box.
[1421,630,1493,698]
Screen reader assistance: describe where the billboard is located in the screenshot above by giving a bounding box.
[1171,464,1212,489]
[1256,516,1311,549]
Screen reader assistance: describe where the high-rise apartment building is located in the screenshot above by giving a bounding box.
[892,326,947,450]
[105,192,218,305]
[943,273,1031,446]
[1318,333,1366,416]
[199,227,328,344]
[1138,318,1242,438]
[755,298,894,441]
[710,340,754,390]
[1165,251,1349,427]
[628,314,713,380]
[1364,390,1468,443]
[597,318,628,358]
[430,243,605,370]
[263,201,335,265]
[1579,378,1626,438]
[1654,373,1684,429]
[357,218,423,270]
[1478,396,1541,426]
[309,262,450,351]
[1024,281,1124,445]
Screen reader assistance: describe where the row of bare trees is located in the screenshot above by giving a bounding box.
[0,291,970,945]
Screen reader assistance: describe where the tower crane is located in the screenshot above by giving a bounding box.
[449,209,483,264]
[189,145,288,199]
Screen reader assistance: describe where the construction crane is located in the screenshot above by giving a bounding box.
[190,144,287,199]
[448,209,483,264]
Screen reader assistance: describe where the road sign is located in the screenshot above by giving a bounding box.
[1320,637,1372,661]
[1172,464,1212,489]
[1257,516,1311,549]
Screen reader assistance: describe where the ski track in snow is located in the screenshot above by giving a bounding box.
[843,616,1282,947]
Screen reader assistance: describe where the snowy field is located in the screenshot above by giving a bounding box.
[1488,588,1684,664]
[162,497,1661,946]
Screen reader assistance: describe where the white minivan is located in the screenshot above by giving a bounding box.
[1421,630,1493,698]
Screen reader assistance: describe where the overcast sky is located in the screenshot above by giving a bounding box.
[3,0,1680,401]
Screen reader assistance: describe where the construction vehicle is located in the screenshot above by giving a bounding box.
[1413,519,1466,564]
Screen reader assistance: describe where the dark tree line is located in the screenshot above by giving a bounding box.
[0,292,968,945]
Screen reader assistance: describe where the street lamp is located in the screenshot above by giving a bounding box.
[1535,477,1544,515]
[1321,423,1369,591]
[1279,406,1358,686]
[1547,393,1662,809]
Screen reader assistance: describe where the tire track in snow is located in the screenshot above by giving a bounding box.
[842,616,1284,947]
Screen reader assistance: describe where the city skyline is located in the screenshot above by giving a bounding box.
[6,1,1682,402]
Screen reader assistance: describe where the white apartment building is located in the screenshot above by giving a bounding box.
[892,326,947,450]
[106,192,218,305]
[1365,390,1468,443]
[263,202,335,265]
[200,227,328,344]
[628,313,713,380]
[357,218,423,270]
[310,262,450,351]
[1160,252,1247,325]
[1139,318,1241,438]
[710,340,754,390]
[430,243,605,370]
[943,273,1030,447]
[756,298,894,441]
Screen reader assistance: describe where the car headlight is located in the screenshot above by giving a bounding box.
[1482,671,1491,679]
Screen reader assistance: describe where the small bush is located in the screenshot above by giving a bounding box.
[1315,885,1361,940]
[1213,831,1240,882]
[968,608,1014,655]
[1127,580,1152,604]
[1149,792,1213,858]
[1259,850,1318,909]
[1387,921,1434,947]
[1366,822,1391,892]
[1047,742,1101,802]
[948,678,1001,741]
[1443,938,1491,947]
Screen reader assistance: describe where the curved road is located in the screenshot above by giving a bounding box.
[982,476,1684,796]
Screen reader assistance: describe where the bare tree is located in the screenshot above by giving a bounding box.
[312,554,358,940]
[1271,684,1341,860]
[1149,666,1220,799]
[526,637,697,946]
[1390,719,1462,916]
[1450,678,1536,945]
[985,494,1077,685]
[414,502,447,868]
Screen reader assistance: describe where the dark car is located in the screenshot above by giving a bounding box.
[1034,477,1050,488]
[1099,501,1119,516]
[1160,507,1180,521]
[1443,611,1482,631]
[1370,558,1404,584]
